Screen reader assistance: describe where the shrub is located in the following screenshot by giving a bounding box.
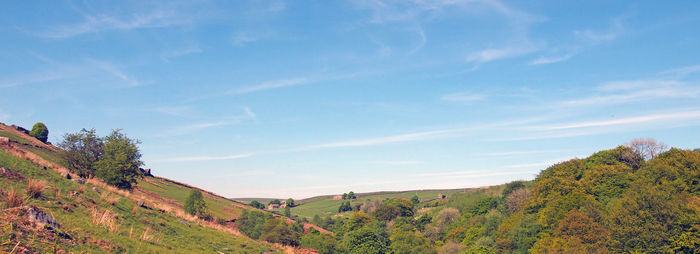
[29,122,49,143]
[286,198,296,207]
[26,179,47,199]
[184,189,207,218]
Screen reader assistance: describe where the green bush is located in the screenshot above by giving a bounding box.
[29,122,49,143]
[184,189,208,218]
[94,129,143,189]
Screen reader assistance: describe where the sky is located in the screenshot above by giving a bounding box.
[1,0,699,199]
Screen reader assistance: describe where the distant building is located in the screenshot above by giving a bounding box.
[331,195,343,200]
[438,193,446,199]
[268,204,280,209]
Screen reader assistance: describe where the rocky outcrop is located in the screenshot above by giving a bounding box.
[27,206,61,229]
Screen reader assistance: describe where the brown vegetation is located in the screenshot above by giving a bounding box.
[26,179,47,199]
[5,187,23,208]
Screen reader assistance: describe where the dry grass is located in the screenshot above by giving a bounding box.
[77,185,86,193]
[5,188,23,208]
[26,179,47,198]
[91,207,119,232]
[100,192,121,205]
[141,227,154,241]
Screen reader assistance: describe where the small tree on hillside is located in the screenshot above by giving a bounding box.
[59,128,103,178]
[626,138,668,160]
[94,129,143,189]
[184,189,208,218]
[269,199,281,205]
[286,198,296,207]
[348,191,356,199]
[29,122,49,143]
[249,200,265,209]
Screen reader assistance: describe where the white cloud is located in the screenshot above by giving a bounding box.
[232,78,309,94]
[529,53,574,65]
[467,44,537,63]
[595,80,682,91]
[232,33,261,47]
[659,65,700,78]
[526,110,700,131]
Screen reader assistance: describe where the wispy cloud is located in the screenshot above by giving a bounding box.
[526,110,700,131]
[151,106,194,117]
[467,43,538,63]
[574,19,624,44]
[369,160,422,165]
[231,78,309,94]
[30,5,194,39]
[156,152,254,162]
[157,122,229,137]
[232,32,261,47]
[441,92,487,102]
[595,80,682,91]
[659,65,700,78]
[161,45,202,61]
[529,53,574,65]
[88,59,142,87]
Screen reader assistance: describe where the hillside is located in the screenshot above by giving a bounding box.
[0,123,296,253]
[248,144,699,253]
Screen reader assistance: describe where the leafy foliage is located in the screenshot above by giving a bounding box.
[249,200,265,209]
[94,129,143,189]
[59,128,103,178]
[184,189,208,218]
[29,122,49,143]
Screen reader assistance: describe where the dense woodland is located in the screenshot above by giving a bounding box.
[242,145,699,253]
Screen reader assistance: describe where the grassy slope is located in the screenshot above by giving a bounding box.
[0,125,278,253]
[0,150,275,253]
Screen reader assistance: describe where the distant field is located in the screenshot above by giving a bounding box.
[262,189,470,219]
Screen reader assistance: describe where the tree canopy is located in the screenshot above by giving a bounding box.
[29,122,49,143]
[94,129,143,189]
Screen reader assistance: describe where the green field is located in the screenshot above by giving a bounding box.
[266,189,469,219]
[138,177,259,220]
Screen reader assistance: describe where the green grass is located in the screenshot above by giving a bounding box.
[137,177,255,220]
[0,149,277,253]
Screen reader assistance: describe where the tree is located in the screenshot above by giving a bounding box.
[348,191,356,199]
[29,122,49,143]
[94,129,143,189]
[286,198,296,207]
[184,189,208,218]
[269,199,281,205]
[342,193,348,200]
[249,200,265,209]
[58,128,103,178]
[284,206,291,217]
[344,226,388,254]
[411,195,420,205]
[339,201,352,213]
[626,138,668,160]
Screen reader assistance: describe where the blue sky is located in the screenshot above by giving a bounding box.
[1,0,699,198]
